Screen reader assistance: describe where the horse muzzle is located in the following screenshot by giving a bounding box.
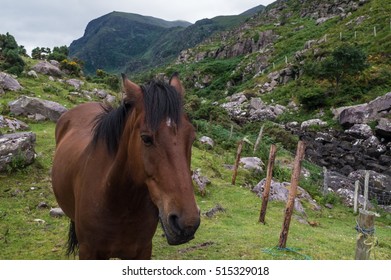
[160,212,200,245]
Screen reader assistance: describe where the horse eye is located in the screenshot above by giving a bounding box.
[141,134,153,146]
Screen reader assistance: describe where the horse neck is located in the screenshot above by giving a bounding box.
[104,119,150,210]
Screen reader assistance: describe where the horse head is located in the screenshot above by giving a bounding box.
[122,74,200,245]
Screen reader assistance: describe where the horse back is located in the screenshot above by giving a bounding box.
[55,102,103,145]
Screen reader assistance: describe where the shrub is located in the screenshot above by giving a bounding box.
[89,69,120,91]
[297,86,327,110]
[0,33,25,75]
[60,59,82,76]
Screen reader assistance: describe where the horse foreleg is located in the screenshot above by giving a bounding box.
[133,243,153,260]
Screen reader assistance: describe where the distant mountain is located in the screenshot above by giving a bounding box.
[68,6,265,75]
[240,4,266,16]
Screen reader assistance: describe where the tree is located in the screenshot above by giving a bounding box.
[48,46,69,61]
[31,47,51,60]
[320,44,368,94]
[0,32,25,75]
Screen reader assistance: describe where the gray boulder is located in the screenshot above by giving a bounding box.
[376,118,391,139]
[0,72,22,92]
[336,188,372,209]
[66,78,84,90]
[94,89,109,99]
[31,61,63,77]
[325,171,355,192]
[105,94,116,105]
[199,136,214,148]
[252,178,321,215]
[0,115,29,132]
[337,92,391,127]
[9,96,67,122]
[221,92,248,123]
[345,124,373,139]
[27,70,38,79]
[240,157,264,173]
[49,207,65,218]
[301,119,328,130]
[221,94,286,123]
[248,98,286,121]
[0,132,36,172]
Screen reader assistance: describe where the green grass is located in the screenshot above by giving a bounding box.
[1,109,391,260]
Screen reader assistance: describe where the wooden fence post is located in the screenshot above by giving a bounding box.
[355,209,376,260]
[259,144,277,224]
[322,167,328,195]
[278,141,305,249]
[253,125,264,154]
[364,171,369,211]
[354,180,360,214]
[231,140,244,185]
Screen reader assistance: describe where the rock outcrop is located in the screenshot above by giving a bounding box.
[221,92,286,123]
[0,132,36,172]
[0,72,23,93]
[335,92,391,127]
[8,96,67,122]
[31,61,63,77]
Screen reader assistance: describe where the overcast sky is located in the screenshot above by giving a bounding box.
[0,0,275,55]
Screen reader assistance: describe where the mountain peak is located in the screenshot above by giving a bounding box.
[69,9,258,74]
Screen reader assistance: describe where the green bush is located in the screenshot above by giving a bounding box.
[297,86,327,110]
[60,59,82,76]
[88,69,120,91]
[0,33,25,75]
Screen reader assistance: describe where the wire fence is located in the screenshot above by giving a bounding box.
[261,17,391,75]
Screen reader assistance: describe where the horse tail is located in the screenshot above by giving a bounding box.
[66,220,79,257]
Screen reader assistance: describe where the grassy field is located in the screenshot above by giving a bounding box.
[1,66,390,260]
[1,121,390,260]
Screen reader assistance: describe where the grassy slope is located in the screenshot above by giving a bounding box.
[1,111,390,259]
[1,45,391,259]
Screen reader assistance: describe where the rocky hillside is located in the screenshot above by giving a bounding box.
[155,0,391,207]
[68,7,265,75]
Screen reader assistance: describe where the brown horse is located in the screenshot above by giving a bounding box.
[52,73,200,259]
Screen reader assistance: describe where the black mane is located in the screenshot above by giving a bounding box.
[92,80,182,154]
[92,102,131,155]
[141,80,182,132]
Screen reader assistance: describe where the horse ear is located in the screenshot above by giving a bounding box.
[121,73,142,101]
[169,72,185,96]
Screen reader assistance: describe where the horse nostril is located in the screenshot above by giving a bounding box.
[168,213,182,235]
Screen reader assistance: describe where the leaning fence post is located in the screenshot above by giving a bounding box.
[259,144,277,224]
[278,141,306,249]
[231,140,244,185]
[253,125,264,154]
[355,209,376,260]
